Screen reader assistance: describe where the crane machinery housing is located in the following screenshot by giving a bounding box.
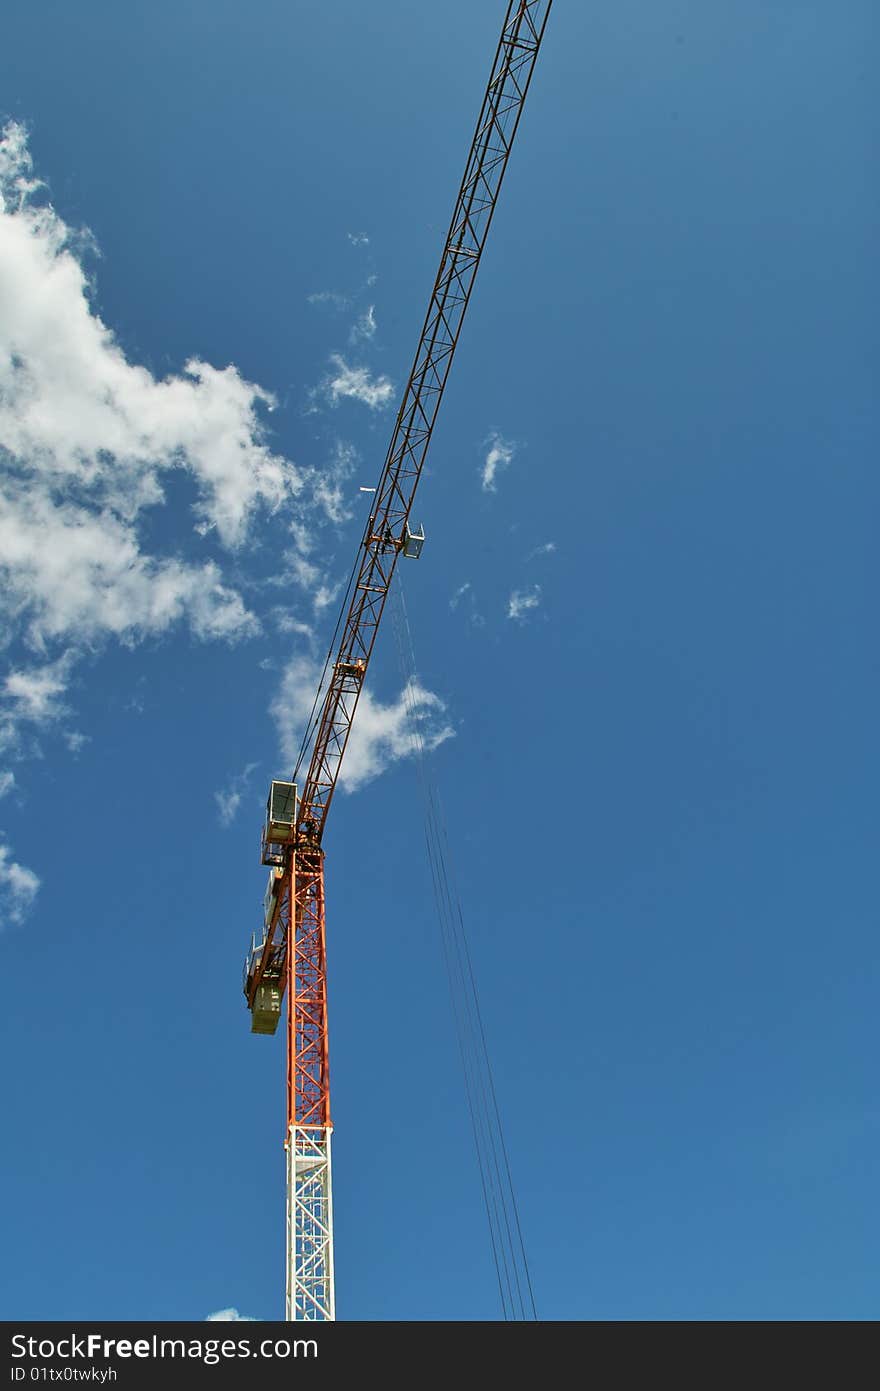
[243,0,553,1322]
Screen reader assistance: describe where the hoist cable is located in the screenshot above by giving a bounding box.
[390,575,538,1320]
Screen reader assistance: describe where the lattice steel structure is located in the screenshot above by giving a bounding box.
[286,850,334,1321]
[297,0,553,843]
[245,0,552,1322]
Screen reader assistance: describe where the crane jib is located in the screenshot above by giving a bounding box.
[297,0,553,846]
[243,1,553,1324]
[247,0,552,1014]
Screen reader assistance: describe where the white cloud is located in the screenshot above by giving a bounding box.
[347,232,369,247]
[320,354,394,411]
[344,680,454,790]
[313,439,357,525]
[214,761,260,828]
[272,655,453,792]
[349,305,376,344]
[313,581,340,614]
[0,488,258,652]
[271,609,313,639]
[449,581,485,628]
[528,541,556,560]
[0,841,39,927]
[507,585,542,621]
[481,431,516,492]
[205,1308,257,1322]
[0,124,299,550]
[280,540,341,620]
[285,549,320,593]
[0,771,14,798]
[0,120,305,751]
[276,484,350,621]
[4,655,71,724]
[306,290,350,311]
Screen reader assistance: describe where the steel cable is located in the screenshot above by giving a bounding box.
[390,576,537,1320]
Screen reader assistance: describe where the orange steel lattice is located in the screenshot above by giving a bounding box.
[284,844,335,1320]
[288,848,330,1132]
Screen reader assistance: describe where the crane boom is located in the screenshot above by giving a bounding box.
[247,0,552,1011]
[245,0,552,1321]
[299,0,553,843]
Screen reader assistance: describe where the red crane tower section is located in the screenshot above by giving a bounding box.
[244,0,553,1322]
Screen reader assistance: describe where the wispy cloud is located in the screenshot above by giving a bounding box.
[306,290,350,311]
[507,585,542,621]
[0,771,14,799]
[347,231,369,247]
[214,762,260,828]
[270,609,314,640]
[312,581,340,614]
[449,581,484,628]
[481,431,516,493]
[281,549,317,595]
[280,524,342,620]
[318,354,394,411]
[527,541,556,560]
[205,1309,258,1322]
[349,305,377,345]
[0,841,39,928]
[4,655,72,726]
[313,439,357,525]
[272,655,453,792]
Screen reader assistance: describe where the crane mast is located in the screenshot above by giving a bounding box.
[244,0,552,1322]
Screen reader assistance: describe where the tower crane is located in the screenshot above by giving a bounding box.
[243,0,553,1322]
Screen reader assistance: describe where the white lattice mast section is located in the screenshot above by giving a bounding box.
[286,1127,335,1321]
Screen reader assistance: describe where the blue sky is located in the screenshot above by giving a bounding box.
[1,0,877,1321]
